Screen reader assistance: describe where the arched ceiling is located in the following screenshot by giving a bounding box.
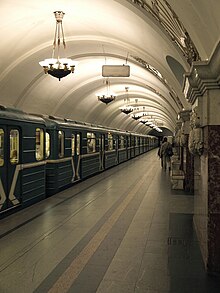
[0,0,219,135]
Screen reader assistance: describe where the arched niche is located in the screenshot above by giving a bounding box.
[166,55,185,86]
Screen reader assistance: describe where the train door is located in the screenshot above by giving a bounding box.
[0,126,21,214]
[115,135,119,164]
[127,135,130,159]
[99,134,105,170]
[131,136,135,158]
[71,132,81,181]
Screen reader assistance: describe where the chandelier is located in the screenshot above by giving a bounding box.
[97,78,116,105]
[120,87,134,114]
[139,118,148,124]
[39,11,77,81]
[145,119,163,132]
[131,113,142,120]
[130,99,141,120]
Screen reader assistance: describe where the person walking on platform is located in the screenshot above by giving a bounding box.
[158,137,173,171]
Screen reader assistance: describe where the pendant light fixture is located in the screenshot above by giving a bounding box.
[96,78,116,105]
[39,11,77,81]
[120,87,134,114]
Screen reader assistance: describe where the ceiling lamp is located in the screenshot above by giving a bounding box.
[132,98,139,112]
[120,87,134,114]
[39,11,77,81]
[131,113,142,120]
[139,118,148,124]
[120,105,133,114]
[97,78,116,105]
[146,119,163,132]
[121,105,134,114]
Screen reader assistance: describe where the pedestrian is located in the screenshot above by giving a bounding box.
[158,137,173,171]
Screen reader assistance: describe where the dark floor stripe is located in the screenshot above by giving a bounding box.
[34,174,148,293]
[67,185,148,293]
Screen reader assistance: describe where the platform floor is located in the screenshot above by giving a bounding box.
[0,149,220,293]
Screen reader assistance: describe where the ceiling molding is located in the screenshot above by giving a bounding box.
[126,0,200,65]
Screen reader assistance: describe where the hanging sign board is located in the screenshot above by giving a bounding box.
[102,65,130,77]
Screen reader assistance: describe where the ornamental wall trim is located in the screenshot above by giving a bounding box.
[132,55,184,110]
[128,0,200,65]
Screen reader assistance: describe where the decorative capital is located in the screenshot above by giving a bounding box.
[179,109,191,122]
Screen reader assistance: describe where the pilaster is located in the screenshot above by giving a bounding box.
[179,109,194,192]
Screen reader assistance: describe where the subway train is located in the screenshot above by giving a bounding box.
[0,105,158,218]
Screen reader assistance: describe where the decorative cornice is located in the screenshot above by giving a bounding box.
[183,41,220,104]
[127,0,200,65]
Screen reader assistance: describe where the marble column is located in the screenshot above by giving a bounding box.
[183,41,220,275]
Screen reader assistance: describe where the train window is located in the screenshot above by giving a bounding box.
[128,136,131,147]
[87,132,96,153]
[76,134,80,155]
[45,132,50,159]
[10,129,19,164]
[108,133,113,151]
[135,137,139,146]
[71,134,75,156]
[119,135,125,149]
[0,129,4,166]
[113,137,118,149]
[58,130,64,158]
[36,128,44,161]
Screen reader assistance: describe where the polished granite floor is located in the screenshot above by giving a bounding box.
[0,149,220,293]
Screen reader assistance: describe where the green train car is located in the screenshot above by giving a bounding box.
[0,106,46,217]
[0,105,158,218]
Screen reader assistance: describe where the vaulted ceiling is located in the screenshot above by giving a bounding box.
[1,0,219,135]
